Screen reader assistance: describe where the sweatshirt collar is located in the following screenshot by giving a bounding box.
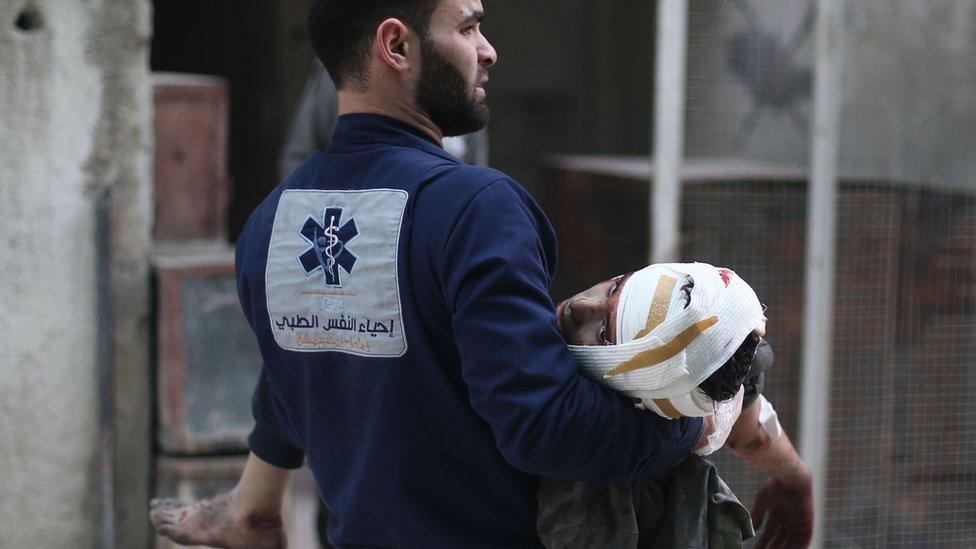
[330,113,459,164]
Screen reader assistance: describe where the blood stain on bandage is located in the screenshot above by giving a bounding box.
[718,269,734,287]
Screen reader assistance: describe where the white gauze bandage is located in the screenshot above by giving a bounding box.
[694,386,745,456]
[756,394,783,441]
[568,263,764,418]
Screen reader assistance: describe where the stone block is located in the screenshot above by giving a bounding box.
[153,72,230,241]
[154,242,262,454]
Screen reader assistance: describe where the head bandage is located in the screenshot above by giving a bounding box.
[568,263,764,417]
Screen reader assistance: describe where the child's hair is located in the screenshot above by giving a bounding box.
[697,332,762,401]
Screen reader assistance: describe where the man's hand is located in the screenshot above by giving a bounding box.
[631,397,717,454]
[751,470,814,548]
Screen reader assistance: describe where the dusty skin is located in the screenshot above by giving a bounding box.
[149,491,286,549]
[150,453,293,548]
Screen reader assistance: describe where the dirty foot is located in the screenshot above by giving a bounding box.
[150,491,286,549]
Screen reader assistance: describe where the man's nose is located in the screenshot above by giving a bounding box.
[478,34,497,68]
[568,296,608,324]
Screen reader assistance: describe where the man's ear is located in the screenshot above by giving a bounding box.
[375,18,413,73]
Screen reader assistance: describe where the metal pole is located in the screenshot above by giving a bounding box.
[96,188,116,549]
[651,0,688,263]
[800,0,844,546]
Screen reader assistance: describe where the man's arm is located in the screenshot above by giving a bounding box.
[439,178,703,485]
[725,397,814,548]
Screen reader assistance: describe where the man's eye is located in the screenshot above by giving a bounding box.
[461,25,475,34]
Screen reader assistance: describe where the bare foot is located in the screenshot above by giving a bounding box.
[150,491,286,549]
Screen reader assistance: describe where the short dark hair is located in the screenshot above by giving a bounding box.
[698,332,762,402]
[308,0,440,90]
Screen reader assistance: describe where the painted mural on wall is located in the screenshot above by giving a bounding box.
[725,0,813,139]
[685,0,976,191]
[685,0,814,167]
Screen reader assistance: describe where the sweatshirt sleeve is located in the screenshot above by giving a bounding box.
[247,368,305,470]
[236,220,305,470]
[439,179,702,486]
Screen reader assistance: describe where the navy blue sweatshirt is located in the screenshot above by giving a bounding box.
[236,114,702,548]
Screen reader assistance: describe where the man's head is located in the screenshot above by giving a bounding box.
[556,263,767,418]
[308,0,438,90]
[308,0,496,137]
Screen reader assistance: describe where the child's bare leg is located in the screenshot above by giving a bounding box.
[150,452,292,548]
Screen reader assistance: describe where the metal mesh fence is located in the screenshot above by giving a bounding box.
[682,0,814,526]
[824,186,902,547]
[825,2,976,545]
[681,180,807,510]
[681,0,976,546]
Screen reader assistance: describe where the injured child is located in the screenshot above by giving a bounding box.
[151,263,812,549]
[539,262,810,548]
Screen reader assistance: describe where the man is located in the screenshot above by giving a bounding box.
[278,56,490,549]
[150,1,709,547]
[152,264,813,547]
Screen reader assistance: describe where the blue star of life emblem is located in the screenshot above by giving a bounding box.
[299,207,359,287]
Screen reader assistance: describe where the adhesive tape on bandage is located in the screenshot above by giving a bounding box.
[645,389,715,418]
[569,263,765,401]
[603,317,718,378]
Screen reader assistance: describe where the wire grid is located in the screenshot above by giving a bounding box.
[681,0,976,546]
[680,180,808,512]
[684,0,813,166]
[825,189,976,547]
[825,2,976,546]
[682,0,814,526]
[822,186,902,547]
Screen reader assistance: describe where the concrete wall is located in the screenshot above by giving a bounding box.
[0,1,153,547]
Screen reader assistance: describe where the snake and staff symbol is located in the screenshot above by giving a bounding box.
[299,207,359,287]
[315,220,340,275]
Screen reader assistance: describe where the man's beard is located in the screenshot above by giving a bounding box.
[416,40,489,137]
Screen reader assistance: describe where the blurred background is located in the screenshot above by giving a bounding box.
[1,0,975,547]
